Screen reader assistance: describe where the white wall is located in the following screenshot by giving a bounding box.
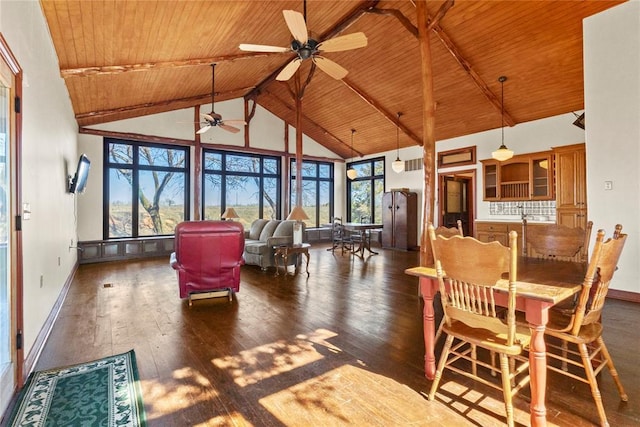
[584,0,640,294]
[0,1,79,355]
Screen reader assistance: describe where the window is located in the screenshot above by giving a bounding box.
[346,157,385,223]
[104,139,189,238]
[202,149,281,228]
[290,160,334,228]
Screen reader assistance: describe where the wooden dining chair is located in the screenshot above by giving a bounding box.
[328,217,352,254]
[427,224,530,427]
[432,219,464,343]
[543,225,627,427]
[522,219,593,262]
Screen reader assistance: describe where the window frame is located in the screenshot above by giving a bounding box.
[201,148,282,223]
[289,159,335,228]
[346,156,385,223]
[103,138,190,239]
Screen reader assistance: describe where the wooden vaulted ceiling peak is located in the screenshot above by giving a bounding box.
[41,0,625,159]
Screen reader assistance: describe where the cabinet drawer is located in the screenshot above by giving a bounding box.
[475,222,509,233]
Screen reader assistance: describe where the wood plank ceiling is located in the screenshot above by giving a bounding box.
[39,0,625,159]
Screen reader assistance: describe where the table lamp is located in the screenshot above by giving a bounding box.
[287,205,309,245]
[221,207,239,221]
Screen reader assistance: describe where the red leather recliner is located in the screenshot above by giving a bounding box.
[170,220,245,303]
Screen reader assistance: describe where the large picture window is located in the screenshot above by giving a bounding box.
[346,157,385,223]
[104,139,189,239]
[202,150,281,228]
[290,160,334,228]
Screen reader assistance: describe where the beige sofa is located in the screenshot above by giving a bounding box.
[243,219,305,270]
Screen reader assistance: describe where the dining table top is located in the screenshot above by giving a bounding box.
[405,256,585,305]
[342,222,383,230]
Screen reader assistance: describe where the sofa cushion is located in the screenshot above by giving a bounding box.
[273,220,295,237]
[248,219,269,240]
[259,220,281,241]
[244,241,268,255]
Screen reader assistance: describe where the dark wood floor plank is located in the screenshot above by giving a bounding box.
[33,243,639,426]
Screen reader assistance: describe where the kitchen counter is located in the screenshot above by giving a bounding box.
[475,218,556,224]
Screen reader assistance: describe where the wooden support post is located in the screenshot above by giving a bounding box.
[416,0,436,267]
[193,105,202,221]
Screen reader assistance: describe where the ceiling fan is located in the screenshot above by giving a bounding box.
[197,63,246,134]
[239,4,367,81]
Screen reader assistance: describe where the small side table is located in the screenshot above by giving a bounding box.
[274,243,311,276]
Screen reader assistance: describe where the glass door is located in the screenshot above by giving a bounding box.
[0,38,20,417]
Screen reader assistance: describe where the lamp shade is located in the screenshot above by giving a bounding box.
[346,168,358,180]
[491,145,514,161]
[221,207,239,220]
[286,205,309,221]
[392,158,404,173]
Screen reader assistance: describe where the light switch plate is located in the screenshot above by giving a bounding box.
[604,181,613,190]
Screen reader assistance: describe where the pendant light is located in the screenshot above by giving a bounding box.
[346,129,358,180]
[491,76,514,162]
[391,112,405,173]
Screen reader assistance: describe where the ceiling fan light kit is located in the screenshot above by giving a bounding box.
[392,112,405,173]
[491,76,514,162]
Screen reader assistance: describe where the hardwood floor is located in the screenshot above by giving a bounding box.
[34,243,639,426]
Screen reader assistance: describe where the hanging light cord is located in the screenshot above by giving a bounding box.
[396,113,401,157]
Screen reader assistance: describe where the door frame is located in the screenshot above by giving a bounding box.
[438,169,476,237]
[0,32,24,413]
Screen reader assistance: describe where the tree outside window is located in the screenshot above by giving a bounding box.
[346,157,385,223]
[290,160,334,228]
[202,150,280,228]
[104,139,189,238]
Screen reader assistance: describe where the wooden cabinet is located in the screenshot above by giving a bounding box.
[554,144,587,229]
[381,190,417,250]
[475,221,529,253]
[475,222,509,246]
[481,152,553,201]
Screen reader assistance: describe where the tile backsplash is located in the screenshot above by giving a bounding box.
[489,200,556,216]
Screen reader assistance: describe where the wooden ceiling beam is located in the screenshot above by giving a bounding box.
[261,89,364,158]
[75,87,253,123]
[367,3,516,127]
[60,52,281,78]
[341,77,423,146]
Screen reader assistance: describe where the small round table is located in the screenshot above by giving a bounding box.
[273,243,311,276]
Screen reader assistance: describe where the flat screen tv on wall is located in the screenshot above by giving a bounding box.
[69,154,91,194]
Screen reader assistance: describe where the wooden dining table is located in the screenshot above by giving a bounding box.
[406,257,586,427]
[342,222,383,258]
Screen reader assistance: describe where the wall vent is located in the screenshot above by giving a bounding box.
[405,158,423,172]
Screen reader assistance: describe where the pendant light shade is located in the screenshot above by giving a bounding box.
[346,129,358,180]
[491,76,514,162]
[391,112,404,173]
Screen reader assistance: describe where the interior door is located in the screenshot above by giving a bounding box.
[441,175,473,236]
[0,37,22,417]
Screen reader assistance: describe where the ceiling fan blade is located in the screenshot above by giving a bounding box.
[201,113,215,122]
[196,125,212,134]
[317,32,368,53]
[276,58,302,81]
[239,43,290,53]
[313,56,348,80]
[222,119,246,126]
[283,10,308,44]
[219,123,241,134]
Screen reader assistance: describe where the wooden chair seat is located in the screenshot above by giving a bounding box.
[444,320,531,355]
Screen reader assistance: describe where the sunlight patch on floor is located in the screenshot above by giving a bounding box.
[212,329,339,387]
[259,364,435,426]
[140,367,218,422]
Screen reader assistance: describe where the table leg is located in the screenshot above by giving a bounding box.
[529,323,548,427]
[364,231,378,255]
[303,250,310,276]
[419,277,438,380]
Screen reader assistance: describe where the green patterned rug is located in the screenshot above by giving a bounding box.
[9,350,146,427]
